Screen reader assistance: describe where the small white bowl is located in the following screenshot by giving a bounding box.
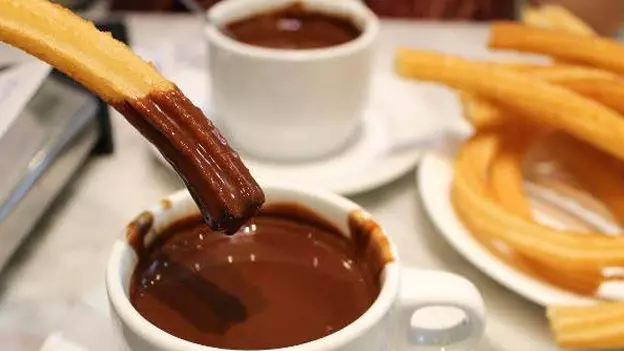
[205,0,379,161]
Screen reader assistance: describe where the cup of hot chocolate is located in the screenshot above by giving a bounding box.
[205,0,378,161]
[106,185,486,351]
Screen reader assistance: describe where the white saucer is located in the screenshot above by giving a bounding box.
[418,143,624,306]
[151,105,423,195]
[149,67,440,195]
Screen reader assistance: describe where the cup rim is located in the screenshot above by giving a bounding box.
[204,0,379,62]
[106,185,400,351]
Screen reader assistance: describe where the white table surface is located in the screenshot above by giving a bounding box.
[0,16,562,351]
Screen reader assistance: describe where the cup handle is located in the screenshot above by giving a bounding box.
[394,268,486,350]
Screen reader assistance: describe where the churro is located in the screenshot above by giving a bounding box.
[0,0,265,233]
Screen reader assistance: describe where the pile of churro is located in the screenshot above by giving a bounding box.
[0,0,265,233]
[396,5,624,350]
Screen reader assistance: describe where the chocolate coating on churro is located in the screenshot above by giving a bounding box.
[114,87,264,234]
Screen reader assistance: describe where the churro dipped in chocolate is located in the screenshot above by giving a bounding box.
[0,0,264,233]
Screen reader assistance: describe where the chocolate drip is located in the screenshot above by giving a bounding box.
[113,88,264,234]
[225,2,362,50]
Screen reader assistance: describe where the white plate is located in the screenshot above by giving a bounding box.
[151,106,424,195]
[417,147,619,306]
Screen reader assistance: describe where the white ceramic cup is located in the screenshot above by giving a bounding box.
[205,0,378,161]
[106,185,486,351]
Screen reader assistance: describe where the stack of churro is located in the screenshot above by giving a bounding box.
[396,5,624,350]
[0,0,265,233]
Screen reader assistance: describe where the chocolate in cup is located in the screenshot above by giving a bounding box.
[127,203,390,349]
[106,185,486,351]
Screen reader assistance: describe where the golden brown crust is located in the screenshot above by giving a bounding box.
[0,0,173,102]
[452,133,624,270]
[395,48,624,162]
[490,22,624,75]
[548,302,624,349]
[522,4,595,36]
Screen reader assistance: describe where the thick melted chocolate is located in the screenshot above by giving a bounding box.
[130,204,381,349]
[114,88,265,234]
[225,3,361,49]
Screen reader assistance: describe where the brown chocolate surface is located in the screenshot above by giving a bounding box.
[129,204,380,349]
[225,3,361,49]
[114,87,264,234]
[348,209,395,279]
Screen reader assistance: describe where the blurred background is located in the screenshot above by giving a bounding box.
[55,0,624,37]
